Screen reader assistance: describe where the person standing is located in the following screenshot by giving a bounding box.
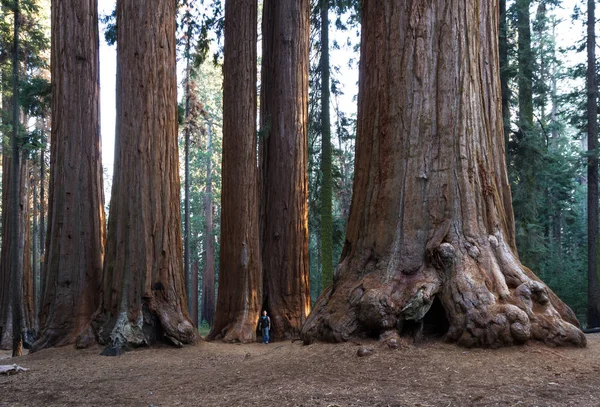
[259,310,271,344]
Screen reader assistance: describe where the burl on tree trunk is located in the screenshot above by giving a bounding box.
[92,0,197,353]
[301,0,586,348]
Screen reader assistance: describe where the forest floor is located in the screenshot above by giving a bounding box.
[1,334,600,407]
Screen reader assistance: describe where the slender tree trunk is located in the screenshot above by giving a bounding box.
[302,0,586,348]
[0,142,13,350]
[587,0,600,328]
[191,260,198,326]
[183,32,192,318]
[259,0,311,340]
[32,0,106,351]
[93,0,197,352]
[10,0,25,356]
[550,18,562,256]
[207,0,262,343]
[201,123,215,326]
[20,152,34,335]
[39,141,46,305]
[319,0,334,291]
[32,163,38,331]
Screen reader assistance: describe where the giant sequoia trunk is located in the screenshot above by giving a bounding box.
[259,0,311,340]
[32,0,106,352]
[207,0,262,343]
[302,0,586,348]
[93,0,196,351]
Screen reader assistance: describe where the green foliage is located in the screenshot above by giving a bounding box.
[504,0,589,324]
[20,75,50,117]
[308,0,358,300]
[178,59,223,323]
[198,320,211,337]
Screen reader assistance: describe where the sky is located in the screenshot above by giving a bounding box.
[96,0,584,191]
[98,1,117,188]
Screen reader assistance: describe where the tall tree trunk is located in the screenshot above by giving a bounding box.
[183,30,192,318]
[319,0,334,291]
[32,0,106,351]
[10,0,25,357]
[93,0,197,352]
[201,122,215,327]
[550,18,562,256]
[207,0,262,343]
[0,145,13,350]
[302,0,586,348]
[587,0,600,328]
[20,153,34,335]
[259,0,311,340]
[32,161,38,331]
[39,141,46,307]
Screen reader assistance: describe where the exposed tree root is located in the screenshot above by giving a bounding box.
[206,316,258,343]
[93,300,198,356]
[302,232,586,348]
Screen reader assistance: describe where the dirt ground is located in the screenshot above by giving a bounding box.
[1,335,600,407]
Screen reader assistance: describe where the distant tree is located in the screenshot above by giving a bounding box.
[0,0,50,352]
[303,0,585,348]
[93,0,197,353]
[9,0,25,356]
[319,0,334,292]
[202,120,215,326]
[207,0,262,343]
[260,0,311,340]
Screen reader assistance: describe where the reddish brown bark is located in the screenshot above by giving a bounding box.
[191,260,198,327]
[259,0,311,340]
[93,0,197,352]
[31,0,106,352]
[302,0,585,348]
[207,0,262,343]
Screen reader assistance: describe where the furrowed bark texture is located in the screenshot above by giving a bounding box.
[260,0,311,340]
[207,0,262,343]
[302,0,586,348]
[93,0,197,350]
[32,0,106,352]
